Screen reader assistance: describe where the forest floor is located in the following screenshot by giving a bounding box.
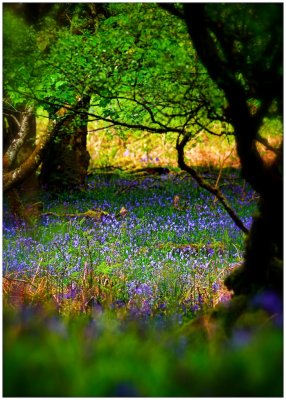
[3,167,283,397]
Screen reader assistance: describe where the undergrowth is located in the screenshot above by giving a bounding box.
[3,169,282,396]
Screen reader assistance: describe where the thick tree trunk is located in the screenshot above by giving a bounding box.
[3,106,81,223]
[220,102,283,296]
[40,96,90,191]
[181,4,283,301]
[225,141,283,296]
[3,107,74,193]
[3,107,39,222]
[3,107,38,199]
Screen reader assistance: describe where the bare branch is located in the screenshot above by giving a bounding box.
[3,112,21,128]
[195,119,227,137]
[35,96,184,134]
[88,124,115,133]
[256,134,280,155]
[176,132,249,234]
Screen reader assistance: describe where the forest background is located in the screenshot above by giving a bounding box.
[2,3,283,397]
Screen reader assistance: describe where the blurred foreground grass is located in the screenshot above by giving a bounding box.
[3,302,283,397]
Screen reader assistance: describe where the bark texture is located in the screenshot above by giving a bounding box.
[3,107,38,196]
[3,107,72,192]
[40,96,91,191]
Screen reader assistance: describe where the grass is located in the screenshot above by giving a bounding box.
[86,116,283,170]
[3,168,283,396]
[3,169,252,312]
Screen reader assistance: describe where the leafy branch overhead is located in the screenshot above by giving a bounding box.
[4,4,227,136]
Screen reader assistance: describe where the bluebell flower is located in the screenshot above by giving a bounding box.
[212,282,220,293]
[64,282,79,299]
[134,283,153,297]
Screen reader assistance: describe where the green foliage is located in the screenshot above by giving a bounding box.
[3,10,39,106]
[3,306,283,397]
[3,3,226,142]
[85,3,224,132]
[259,117,283,138]
[3,3,282,151]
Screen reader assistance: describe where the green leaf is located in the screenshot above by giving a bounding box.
[99,98,111,108]
[55,81,66,89]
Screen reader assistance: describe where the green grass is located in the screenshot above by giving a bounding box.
[3,306,282,397]
[3,169,282,396]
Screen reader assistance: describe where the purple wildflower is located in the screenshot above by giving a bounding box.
[64,282,79,300]
[212,282,220,293]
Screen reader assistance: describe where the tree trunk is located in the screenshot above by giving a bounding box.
[3,107,40,223]
[224,141,283,297]
[181,4,283,301]
[3,107,38,200]
[40,96,91,191]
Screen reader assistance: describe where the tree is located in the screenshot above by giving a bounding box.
[3,6,51,201]
[3,107,75,193]
[3,3,249,233]
[37,4,109,190]
[163,3,283,300]
[3,9,42,220]
[2,4,106,192]
[59,3,248,233]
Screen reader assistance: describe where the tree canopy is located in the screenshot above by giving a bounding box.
[3,3,227,137]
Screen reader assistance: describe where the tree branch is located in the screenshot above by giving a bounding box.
[182,4,271,196]
[34,95,186,134]
[88,123,115,133]
[194,119,228,137]
[176,131,249,234]
[3,112,21,128]
[256,134,280,155]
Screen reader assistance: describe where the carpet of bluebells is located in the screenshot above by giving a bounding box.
[3,169,253,315]
[3,169,283,397]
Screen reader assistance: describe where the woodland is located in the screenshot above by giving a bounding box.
[3,3,283,397]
